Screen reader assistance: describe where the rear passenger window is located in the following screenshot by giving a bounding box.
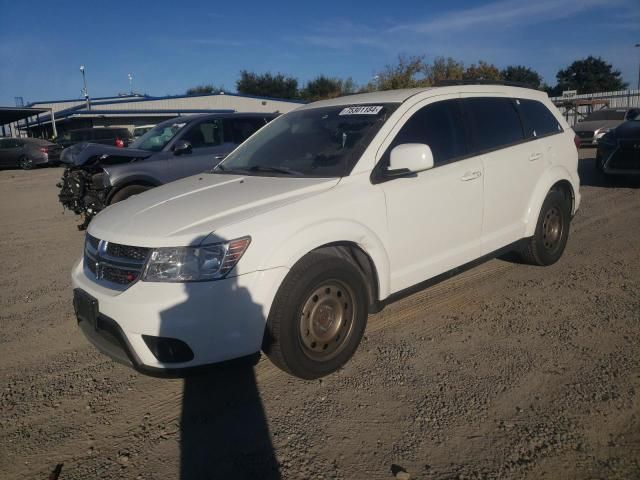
[227,118,265,143]
[388,99,467,166]
[464,97,524,153]
[516,99,562,138]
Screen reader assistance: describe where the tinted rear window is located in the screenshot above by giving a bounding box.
[516,99,562,138]
[463,97,524,153]
[583,109,627,122]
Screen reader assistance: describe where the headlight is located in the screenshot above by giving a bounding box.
[594,128,611,140]
[142,236,250,282]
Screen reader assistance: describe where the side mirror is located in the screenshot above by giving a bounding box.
[173,140,192,155]
[388,143,434,176]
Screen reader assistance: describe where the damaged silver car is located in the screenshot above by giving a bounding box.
[57,113,277,229]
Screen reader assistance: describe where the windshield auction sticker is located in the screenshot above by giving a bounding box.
[339,106,383,115]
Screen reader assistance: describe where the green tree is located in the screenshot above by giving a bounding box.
[463,61,502,81]
[555,56,627,94]
[236,71,299,99]
[500,65,543,89]
[301,76,343,101]
[425,56,465,85]
[186,84,223,95]
[365,55,428,91]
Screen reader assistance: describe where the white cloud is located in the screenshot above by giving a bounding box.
[391,0,618,33]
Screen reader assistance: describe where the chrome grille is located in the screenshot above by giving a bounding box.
[84,235,150,286]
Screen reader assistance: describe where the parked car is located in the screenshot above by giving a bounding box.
[573,107,640,146]
[0,137,62,169]
[595,109,640,175]
[132,124,155,140]
[71,84,580,379]
[55,127,132,149]
[58,113,277,229]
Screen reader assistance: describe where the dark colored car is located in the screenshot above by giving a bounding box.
[58,112,277,229]
[55,127,132,149]
[573,107,640,147]
[596,110,640,175]
[0,137,62,169]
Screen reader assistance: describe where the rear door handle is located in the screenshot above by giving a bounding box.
[529,152,543,161]
[212,154,227,161]
[461,171,482,181]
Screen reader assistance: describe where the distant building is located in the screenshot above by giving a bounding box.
[4,92,304,138]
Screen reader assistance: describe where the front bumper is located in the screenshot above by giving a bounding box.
[597,142,640,175]
[71,259,288,372]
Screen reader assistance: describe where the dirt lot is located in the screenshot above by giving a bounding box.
[1,151,639,480]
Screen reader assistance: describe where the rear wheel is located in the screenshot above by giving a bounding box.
[520,189,571,266]
[109,184,151,204]
[263,252,368,379]
[19,156,33,170]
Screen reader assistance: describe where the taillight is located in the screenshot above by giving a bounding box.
[573,134,580,150]
[115,138,124,148]
[39,147,48,153]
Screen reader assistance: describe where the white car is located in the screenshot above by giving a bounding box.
[72,84,581,379]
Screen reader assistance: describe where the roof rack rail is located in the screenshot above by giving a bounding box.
[435,80,538,89]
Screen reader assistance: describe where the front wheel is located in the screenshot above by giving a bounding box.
[263,252,368,379]
[519,189,571,266]
[109,184,150,204]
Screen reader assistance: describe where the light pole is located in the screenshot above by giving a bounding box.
[80,65,91,111]
[635,44,640,91]
[128,73,133,95]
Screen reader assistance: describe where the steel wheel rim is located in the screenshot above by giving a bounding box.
[299,280,356,361]
[542,206,562,251]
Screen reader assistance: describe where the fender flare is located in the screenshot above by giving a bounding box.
[261,219,392,301]
[523,166,576,237]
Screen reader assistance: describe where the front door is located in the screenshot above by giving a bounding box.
[378,97,484,294]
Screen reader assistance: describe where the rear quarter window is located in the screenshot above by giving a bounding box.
[463,97,524,153]
[516,99,562,138]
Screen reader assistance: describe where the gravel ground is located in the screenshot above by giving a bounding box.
[1,150,639,480]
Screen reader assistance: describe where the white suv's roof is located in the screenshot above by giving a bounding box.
[300,84,548,110]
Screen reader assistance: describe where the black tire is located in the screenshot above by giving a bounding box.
[520,189,571,266]
[109,184,150,204]
[19,156,33,170]
[263,251,368,379]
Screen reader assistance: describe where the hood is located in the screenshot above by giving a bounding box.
[88,173,340,247]
[61,142,152,167]
[573,119,622,133]
[612,120,640,140]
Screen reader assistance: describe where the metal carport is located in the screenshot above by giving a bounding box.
[0,106,55,137]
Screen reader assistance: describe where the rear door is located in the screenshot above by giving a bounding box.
[461,95,541,254]
[378,96,484,293]
[0,139,24,166]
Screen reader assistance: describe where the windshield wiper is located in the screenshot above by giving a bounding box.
[246,165,302,175]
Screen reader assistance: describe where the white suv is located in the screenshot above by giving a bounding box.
[72,84,580,379]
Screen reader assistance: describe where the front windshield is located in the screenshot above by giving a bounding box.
[130,121,187,151]
[216,104,398,177]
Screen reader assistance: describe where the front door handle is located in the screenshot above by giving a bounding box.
[529,152,543,161]
[461,171,482,181]
[212,154,227,161]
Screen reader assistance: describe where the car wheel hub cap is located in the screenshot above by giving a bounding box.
[300,281,355,360]
[542,206,562,251]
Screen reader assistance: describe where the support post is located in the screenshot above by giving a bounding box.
[51,108,58,139]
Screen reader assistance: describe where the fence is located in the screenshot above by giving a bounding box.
[550,89,640,127]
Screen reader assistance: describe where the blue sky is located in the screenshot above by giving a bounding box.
[0,0,638,105]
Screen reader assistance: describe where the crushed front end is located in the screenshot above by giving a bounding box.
[58,167,111,230]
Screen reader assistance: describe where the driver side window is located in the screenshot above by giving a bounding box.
[182,120,224,149]
[382,99,467,169]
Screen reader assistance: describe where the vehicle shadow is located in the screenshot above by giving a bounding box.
[578,153,640,188]
[158,264,281,479]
